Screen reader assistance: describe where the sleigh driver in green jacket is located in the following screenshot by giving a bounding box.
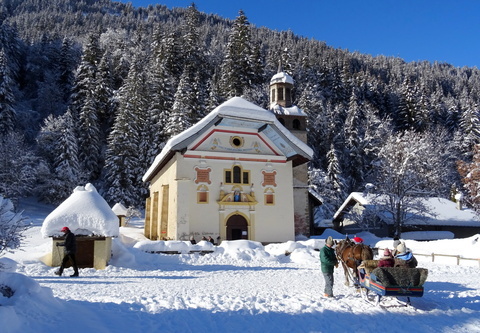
[320,236,338,298]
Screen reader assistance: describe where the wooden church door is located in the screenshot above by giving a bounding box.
[226,215,248,240]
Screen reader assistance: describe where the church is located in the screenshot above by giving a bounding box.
[142,70,313,243]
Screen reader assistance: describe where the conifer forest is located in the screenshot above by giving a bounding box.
[2,0,480,227]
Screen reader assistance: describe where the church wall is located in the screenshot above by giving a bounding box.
[173,153,295,243]
[290,129,310,236]
[147,155,179,240]
[253,160,295,242]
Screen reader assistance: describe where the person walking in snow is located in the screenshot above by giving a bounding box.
[320,236,338,298]
[55,226,79,277]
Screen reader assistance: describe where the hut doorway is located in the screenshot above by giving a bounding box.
[76,238,96,268]
[54,237,104,268]
[226,215,248,240]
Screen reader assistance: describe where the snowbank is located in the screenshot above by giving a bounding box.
[133,239,216,253]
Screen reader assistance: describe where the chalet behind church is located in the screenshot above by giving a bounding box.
[142,73,312,243]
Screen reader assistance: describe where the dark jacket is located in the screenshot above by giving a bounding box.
[320,245,338,273]
[58,231,77,255]
[394,251,418,268]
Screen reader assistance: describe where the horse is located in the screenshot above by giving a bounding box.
[335,237,374,286]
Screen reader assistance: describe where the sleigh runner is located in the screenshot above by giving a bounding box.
[357,260,428,306]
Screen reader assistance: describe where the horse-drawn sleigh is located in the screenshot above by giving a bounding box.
[357,261,428,306]
[334,237,428,306]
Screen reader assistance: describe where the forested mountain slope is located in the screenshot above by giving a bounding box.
[1,0,480,226]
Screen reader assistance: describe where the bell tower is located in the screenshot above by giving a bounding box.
[269,64,310,236]
[270,64,294,108]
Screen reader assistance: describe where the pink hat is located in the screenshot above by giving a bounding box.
[383,248,392,257]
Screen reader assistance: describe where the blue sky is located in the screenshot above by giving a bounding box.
[121,0,480,68]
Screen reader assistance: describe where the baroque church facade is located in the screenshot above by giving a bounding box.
[142,71,312,243]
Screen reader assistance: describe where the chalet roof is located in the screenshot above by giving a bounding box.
[143,97,313,182]
[41,184,119,237]
[333,192,480,227]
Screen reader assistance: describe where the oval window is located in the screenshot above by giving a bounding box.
[230,136,244,148]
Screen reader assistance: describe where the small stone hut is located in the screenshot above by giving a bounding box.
[41,183,119,270]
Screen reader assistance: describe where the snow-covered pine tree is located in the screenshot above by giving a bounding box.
[219,10,258,98]
[72,33,103,181]
[35,109,84,204]
[457,144,480,212]
[165,67,195,137]
[146,27,177,163]
[458,100,480,155]
[95,50,115,133]
[103,56,149,207]
[416,82,432,131]
[58,37,78,104]
[0,132,41,200]
[0,195,26,257]
[396,75,420,131]
[181,3,208,122]
[0,49,16,135]
[308,167,340,226]
[78,91,102,180]
[326,141,348,203]
[344,88,365,192]
[51,109,84,202]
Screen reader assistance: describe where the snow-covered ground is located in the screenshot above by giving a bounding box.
[1,198,480,333]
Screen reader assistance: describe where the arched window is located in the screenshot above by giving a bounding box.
[286,88,292,104]
[264,188,275,205]
[278,87,284,101]
[197,185,209,204]
[225,165,250,185]
[233,166,241,183]
[293,119,301,130]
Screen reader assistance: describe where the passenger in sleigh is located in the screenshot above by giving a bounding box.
[378,248,395,267]
[394,242,418,268]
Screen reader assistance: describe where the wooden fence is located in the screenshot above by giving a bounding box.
[377,247,480,267]
[413,252,480,267]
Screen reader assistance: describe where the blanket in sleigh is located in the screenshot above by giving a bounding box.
[370,267,429,287]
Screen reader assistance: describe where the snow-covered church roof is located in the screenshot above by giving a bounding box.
[41,184,119,237]
[270,104,307,117]
[143,96,313,182]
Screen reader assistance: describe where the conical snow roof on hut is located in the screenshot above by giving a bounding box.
[112,202,128,216]
[41,183,119,238]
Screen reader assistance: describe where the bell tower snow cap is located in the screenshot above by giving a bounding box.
[61,226,70,232]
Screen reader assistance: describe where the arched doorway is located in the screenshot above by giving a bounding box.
[226,214,248,240]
